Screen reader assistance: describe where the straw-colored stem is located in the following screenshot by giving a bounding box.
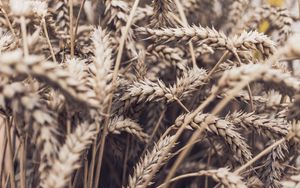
[234,137,286,174]
[140,108,166,157]
[174,0,197,68]
[122,136,130,185]
[298,0,300,18]
[74,0,86,39]
[0,7,17,39]
[20,136,27,188]
[20,16,29,57]
[69,0,74,58]
[84,156,88,188]
[0,127,7,185]
[142,93,217,188]
[42,19,57,63]
[5,117,16,188]
[158,172,203,188]
[174,97,190,113]
[94,1,141,187]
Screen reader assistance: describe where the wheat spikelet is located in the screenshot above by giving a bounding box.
[0,30,14,53]
[147,44,187,74]
[260,142,288,188]
[245,5,293,43]
[134,5,153,24]
[89,26,114,106]
[228,0,249,26]
[179,168,247,188]
[170,68,207,100]
[175,113,252,163]
[127,135,176,188]
[181,0,216,25]
[216,63,300,96]
[281,174,300,188]
[137,25,233,50]
[150,0,176,28]
[121,68,207,107]
[1,0,300,187]
[138,26,275,58]
[226,111,289,139]
[0,50,99,108]
[0,82,60,183]
[48,0,70,40]
[232,30,276,58]
[108,116,149,142]
[121,78,170,104]
[42,121,98,188]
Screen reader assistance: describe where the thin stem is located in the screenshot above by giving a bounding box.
[163,71,251,187]
[20,136,27,188]
[0,127,7,185]
[160,52,230,188]
[246,84,254,111]
[174,0,197,68]
[87,122,99,188]
[174,97,190,113]
[158,172,203,188]
[42,19,57,63]
[141,108,166,157]
[94,1,141,187]
[0,6,17,39]
[74,0,86,39]
[72,160,83,187]
[5,117,16,188]
[20,16,29,57]
[204,148,212,188]
[172,138,202,157]
[122,136,130,185]
[234,137,286,174]
[69,0,74,58]
[207,51,229,79]
[84,154,88,188]
[142,93,217,188]
[163,124,205,188]
[298,0,300,18]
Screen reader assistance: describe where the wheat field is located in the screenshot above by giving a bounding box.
[1,0,300,187]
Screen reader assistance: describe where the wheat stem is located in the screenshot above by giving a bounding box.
[207,50,229,78]
[143,93,217,188]
[69,0,74,58]
[298,0,300,18]
[174,97,190,113]
[0,129,7,184]
[20,16,29,57]
[122,135,130,185]
[84,156,88,188]
[234,137,286,174]
[5,117,15,188]
[174,0,197,68]
[141,108,166,158]
[94,0,141,187]
[0,6,16,39]
[20,136,26,188]
[42,19,57,63]
[74,0,86,39]
[162,64,252,187]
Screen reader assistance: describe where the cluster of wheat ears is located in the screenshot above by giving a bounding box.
[2,0,300,187]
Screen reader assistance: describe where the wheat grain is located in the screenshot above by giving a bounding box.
[175,113,252,163]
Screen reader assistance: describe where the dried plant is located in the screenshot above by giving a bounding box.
[1,0,300,188]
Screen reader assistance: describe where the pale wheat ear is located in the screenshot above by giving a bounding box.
[150,0,176,28]
[2,0,300,187]
[0,30,14,53]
